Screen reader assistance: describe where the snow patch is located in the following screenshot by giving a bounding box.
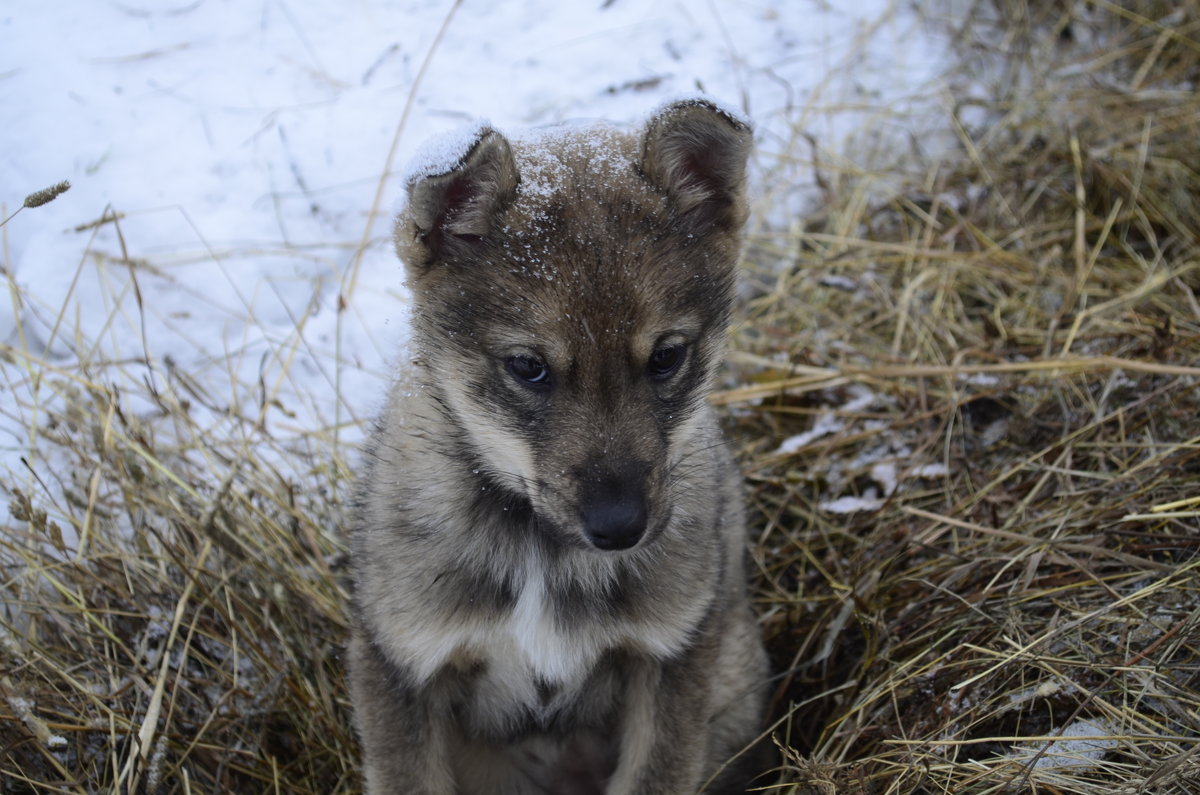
[871,462,898,496]
[1009,718,1118,770]
[819,274,859,291]
[819,495,885,514]
[911,463,950,478]
[775,387,876,455]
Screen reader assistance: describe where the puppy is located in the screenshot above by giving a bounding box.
[348,98,768,795]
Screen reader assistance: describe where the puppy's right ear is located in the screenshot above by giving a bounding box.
[395,126,518,271]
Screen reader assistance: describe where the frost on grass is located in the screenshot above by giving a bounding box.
[5,692,60,749]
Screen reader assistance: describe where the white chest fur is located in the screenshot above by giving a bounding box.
[377,558,708,716]
[381,562,592,694]
[509,561,589,682]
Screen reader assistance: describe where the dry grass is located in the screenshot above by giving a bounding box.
[0,368,356,791]
[731,1,1200,792]
[3,2,1199,793]
[2,206,356,790]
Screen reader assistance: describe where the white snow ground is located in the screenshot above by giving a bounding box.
[1,0,953,495]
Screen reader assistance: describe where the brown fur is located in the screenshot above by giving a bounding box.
[348,99,769,795]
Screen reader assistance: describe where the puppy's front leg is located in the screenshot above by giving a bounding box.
[348,631,455,795]
[606,655,709,795]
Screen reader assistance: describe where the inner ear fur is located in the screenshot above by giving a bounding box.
[640,99,752,230]
[396,128,518,271]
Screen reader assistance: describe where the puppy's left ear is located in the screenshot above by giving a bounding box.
[640,98,752,229]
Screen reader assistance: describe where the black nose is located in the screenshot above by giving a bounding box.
[580,480,647,551]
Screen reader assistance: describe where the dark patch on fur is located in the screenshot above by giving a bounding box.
[547,568,626,628]
[534,677,559,707]
[440,562,517,615]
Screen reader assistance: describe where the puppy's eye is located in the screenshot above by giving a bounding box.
[506,354,550,388]
[647,343,686,380]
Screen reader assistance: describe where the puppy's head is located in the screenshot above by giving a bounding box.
[395,99,751,552]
